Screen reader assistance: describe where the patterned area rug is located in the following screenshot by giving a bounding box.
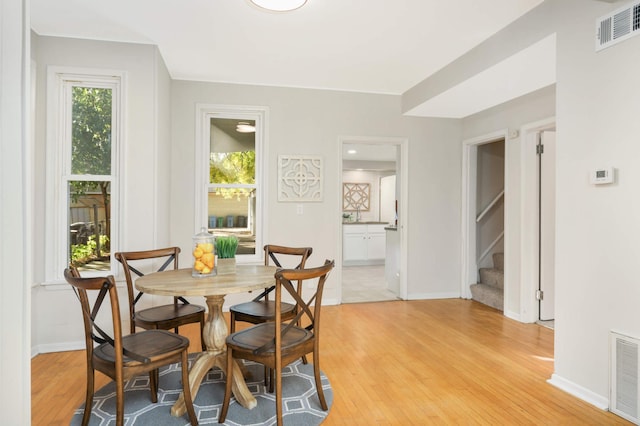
[71,356,332,425]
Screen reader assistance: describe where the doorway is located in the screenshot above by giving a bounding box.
[338,136,408,303]
[461,130,509,303]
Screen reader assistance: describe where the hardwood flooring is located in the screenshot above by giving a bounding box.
[32,299,630,425]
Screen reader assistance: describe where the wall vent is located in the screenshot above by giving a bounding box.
[596,1,640,51]
[610,331,640,424]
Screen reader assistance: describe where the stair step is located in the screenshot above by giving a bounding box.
[493,252,504,271]
[470,283,504,311]
[479,267,503,289]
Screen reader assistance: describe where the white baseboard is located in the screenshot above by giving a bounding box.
[32,341,85,357]
[407,292,460,300]
[548,373,609,411]
[504,309,521,322]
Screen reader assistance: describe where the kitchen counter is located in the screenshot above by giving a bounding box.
[342,221,389,225]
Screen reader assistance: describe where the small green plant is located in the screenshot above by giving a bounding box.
[71,235,110,266]
[215,236,238,259]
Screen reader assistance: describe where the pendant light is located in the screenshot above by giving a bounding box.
[249,0,307,12]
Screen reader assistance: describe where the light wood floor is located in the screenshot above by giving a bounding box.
[32,299,630,425]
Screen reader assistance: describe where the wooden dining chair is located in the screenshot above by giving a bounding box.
[219,259,334,426]
[229,245,312,332]
[64,267,198,426]
[115,247,206,351]
[229,244,312,389]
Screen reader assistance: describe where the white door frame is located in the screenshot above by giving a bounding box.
[461,129,508,300]
[519,117,556,323]
[337,136,409,302]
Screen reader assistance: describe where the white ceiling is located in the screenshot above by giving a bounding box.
[31,0,547,118]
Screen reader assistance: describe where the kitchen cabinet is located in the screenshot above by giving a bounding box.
[343,224,386,265]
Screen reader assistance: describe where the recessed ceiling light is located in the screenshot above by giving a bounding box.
[249,0,307,12]
[347,149,357,154]
[236,122,256,133]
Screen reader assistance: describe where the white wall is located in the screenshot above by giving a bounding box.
[170,81,463,305]
[342,169,390,223]
[552,0,640,406]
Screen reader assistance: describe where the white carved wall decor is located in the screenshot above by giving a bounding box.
[343,183,370,211]
[278,155,323,202]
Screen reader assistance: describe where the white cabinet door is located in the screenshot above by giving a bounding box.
[367,232,386,260]
[343,232,367,262]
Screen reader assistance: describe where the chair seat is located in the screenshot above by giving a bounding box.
[136,303,205,323]
[94,330,190,365]
[226,322,312,354]
[230,300,296,323]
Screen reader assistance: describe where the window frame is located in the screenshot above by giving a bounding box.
[45,67,124,283]
[195,104,268,264]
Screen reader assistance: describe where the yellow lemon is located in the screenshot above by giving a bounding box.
[193,248,204,259]
[203,243,214,253]
[202,253,214,268]
[202,266,211,274]
[194,260,204,271]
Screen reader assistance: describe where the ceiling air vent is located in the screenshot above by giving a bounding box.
[596,1,640,50]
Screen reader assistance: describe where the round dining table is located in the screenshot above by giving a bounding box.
[135,264,277,417]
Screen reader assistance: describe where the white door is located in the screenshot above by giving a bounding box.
[539,131,556,321]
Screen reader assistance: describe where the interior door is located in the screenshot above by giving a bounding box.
[539,130,556,321]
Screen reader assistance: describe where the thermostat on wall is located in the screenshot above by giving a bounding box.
[590,167,614,185]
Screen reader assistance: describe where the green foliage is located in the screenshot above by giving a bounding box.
[71,87,112,175]
[69,87,113,239]
[71,235,110,266]
[210,151,255,199]
[215,236,238,259]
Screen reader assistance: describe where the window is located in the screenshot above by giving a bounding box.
[46,69,122,281]
[195,106,267,263]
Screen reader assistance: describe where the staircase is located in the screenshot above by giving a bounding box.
[470,253,503,311]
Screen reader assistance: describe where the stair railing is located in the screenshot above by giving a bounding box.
[478,231,504,265]
[476,190,504,223]
[476,189,505,264]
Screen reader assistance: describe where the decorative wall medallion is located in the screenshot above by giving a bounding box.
[278,155,323,202]
[343,183,370,211]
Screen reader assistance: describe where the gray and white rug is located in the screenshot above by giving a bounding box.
[71,356,332,425]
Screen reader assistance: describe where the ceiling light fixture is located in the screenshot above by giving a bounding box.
[236,122,256,133]
[347,149,357,154]
[249,0,307,12]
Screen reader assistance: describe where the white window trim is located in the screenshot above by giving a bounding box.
[194,104,268,265]
[44,66,126,284]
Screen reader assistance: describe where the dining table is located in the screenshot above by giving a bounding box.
[135,264,277,417]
